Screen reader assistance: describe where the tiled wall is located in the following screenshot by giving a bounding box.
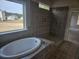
[50,7,68,39]
[29,1,50,35]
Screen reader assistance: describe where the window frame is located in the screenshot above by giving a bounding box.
[0,0,27,35]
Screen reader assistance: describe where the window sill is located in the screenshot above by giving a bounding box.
[0,29,27,36]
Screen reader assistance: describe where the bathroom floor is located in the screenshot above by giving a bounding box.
[43,35,79,59]
[54,41,79,59]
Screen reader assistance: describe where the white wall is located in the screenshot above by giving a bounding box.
[70,15,77,27]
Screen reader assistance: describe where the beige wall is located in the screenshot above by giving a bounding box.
[51,0,79,41]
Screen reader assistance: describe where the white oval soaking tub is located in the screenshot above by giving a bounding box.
[0,37,41,59]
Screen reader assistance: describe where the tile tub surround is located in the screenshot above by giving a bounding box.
[22,38,56,59]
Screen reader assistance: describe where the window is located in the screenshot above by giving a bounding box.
[77,15,79,25]
[39,2,50,11]
[0,0,24,33]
